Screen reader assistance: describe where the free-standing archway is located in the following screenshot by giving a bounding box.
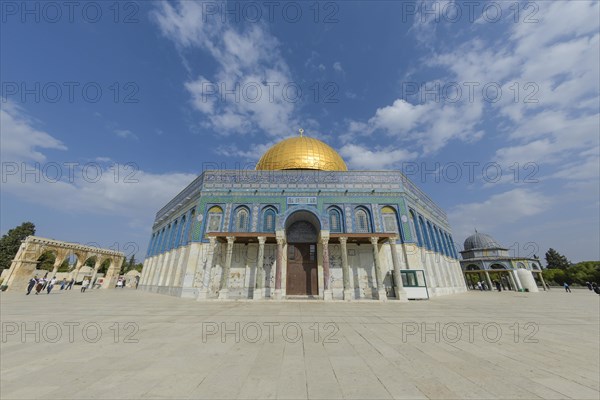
[285,211,320,297]
[2,236,124,292]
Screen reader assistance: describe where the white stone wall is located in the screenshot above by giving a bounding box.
[139,240,466,300]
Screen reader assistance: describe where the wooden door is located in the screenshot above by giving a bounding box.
[286,243,318,295]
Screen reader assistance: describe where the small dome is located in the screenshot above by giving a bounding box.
[463,232,502,251]
[256,136,347,171]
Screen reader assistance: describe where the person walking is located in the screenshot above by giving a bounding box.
[67,278,74,290]
[563,282,571,293]
[81,278,89,293]
[592,283,600,295]
[35,278,45,295]
[26,276,38,295]
[477,281,483,291]
[60,278,67,290]
[494,280,502,292]
[47,277,57,294]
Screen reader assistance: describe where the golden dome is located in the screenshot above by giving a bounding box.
[256,136,348,171]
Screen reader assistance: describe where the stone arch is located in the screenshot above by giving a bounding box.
[2,236,124,292]
[278,205,327,231]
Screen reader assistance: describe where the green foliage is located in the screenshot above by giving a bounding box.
[544,261,600,285]
[0,222,35,272]
[545,248,571,269]
[37,251,56,271]
[134,263,143,273]
[97,259,110,274]
[84,257,96,267]
[57,259,71,272]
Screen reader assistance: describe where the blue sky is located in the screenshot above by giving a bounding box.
[1,1,599,263]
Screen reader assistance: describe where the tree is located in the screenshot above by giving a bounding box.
[545,248,571,270]
[37,251,56,271]
[122,255,135,273]
[0,222,36,272]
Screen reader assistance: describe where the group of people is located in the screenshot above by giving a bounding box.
[564,281,600,294]
[25,275,139,294]
[26,276,76,295]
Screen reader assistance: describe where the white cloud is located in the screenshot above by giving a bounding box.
[0,101,67,163]
[333,61,344,73]
[152,1,299,138]
[339,144,418,170]
[448,188,552,241]
[114,129,138,140]
[1,103,196,228]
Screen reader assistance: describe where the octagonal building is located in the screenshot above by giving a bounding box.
[139,135,467,301]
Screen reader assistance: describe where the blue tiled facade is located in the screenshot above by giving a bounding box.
[146,170,459,259]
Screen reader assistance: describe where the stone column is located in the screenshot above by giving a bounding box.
[274,238,284,300]
[218,236,235,299]
[254,237,266,300]
[389,237,408,302]
[197,238,218,300]
[50,255,62,277]
[539,272,548,291]
[370,237,387,301]
[507,271,518,291]
[322,236,332,301]
[339,237,352,301]
[484,270,492,291]
[511,270,523,291]
[89,259,101,289]
[69,259,84,281]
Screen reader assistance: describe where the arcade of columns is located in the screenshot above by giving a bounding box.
[139,232,412,301]
[2,236,125,291]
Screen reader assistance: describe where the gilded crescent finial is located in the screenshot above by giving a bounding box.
[299,128,304,137]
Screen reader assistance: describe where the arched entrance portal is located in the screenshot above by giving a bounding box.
[285,211,320,296]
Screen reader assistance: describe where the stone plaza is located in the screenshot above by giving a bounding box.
[1,289,598,399]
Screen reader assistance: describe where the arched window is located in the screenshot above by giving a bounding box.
[175,215,185,248]
[161,225,171,253]
[169,220,178,250]
[354,207,372,233]
[328,207,343,233]
[206,206,222,233]
[449,235,458,258]
[381,206,399,233]
[435,226,447,256]
[233,207,250,232]
[427,222,438,252]
[155,229,165,255]
[419,217,431,250]
[186,209,195,243]
[445,232,455,258]
[147,233,155,257]
[410,210,423,247]
[262,208,276,232]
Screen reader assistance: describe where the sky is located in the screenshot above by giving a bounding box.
[1,0,599,263]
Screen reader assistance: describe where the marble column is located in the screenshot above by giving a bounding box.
[274,238,284,300]
[339,237,352,300]
[389,237,408,302]
[218,236,236,299]
[484,270,493,291]
[507,271,518,291]
[254,237,266,300]
[511,270,523,291]
[370,237,387,301]
[322,236,332,301]
[197,237,218,300]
